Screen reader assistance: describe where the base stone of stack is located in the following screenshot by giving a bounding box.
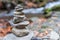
[3,31,34,40]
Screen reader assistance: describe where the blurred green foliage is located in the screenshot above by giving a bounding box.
[45,9,52,13]
[52,5,60,11]
[44,8,52,18]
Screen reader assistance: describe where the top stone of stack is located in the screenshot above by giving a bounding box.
[14,5,25,17]
[15,4,24,12]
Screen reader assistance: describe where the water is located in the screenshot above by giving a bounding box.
[45,1,60,9]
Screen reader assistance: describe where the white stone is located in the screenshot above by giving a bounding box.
[16,8,23,10]
[14,15,25,17]
[48,31,59,40]
[14,12,21,14]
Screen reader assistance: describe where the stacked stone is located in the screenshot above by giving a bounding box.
[11,5,33,37]
[3,5,33,40]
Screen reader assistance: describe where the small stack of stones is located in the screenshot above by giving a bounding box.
[11,5,33,37]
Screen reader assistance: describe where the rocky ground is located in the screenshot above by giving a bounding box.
[0,11,60,40]
[28,12,60,40]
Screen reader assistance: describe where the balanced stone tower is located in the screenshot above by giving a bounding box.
[4,5,34,40]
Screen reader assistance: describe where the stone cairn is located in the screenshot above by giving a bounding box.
[11,4,33,37]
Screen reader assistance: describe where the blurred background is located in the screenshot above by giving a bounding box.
[0,0,60,40]
[0,0,60,18]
